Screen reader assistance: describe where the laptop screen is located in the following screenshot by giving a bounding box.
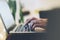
[0,1,15,30]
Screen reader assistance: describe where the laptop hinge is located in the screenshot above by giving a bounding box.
[7,24,16,34]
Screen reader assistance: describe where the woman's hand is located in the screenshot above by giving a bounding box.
[26,17,48,32]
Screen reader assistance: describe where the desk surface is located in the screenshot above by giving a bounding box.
[0,18,7,40]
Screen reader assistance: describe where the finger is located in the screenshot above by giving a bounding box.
[38,19,48,26]
[32,20,47,27]
[32,24,46,30]
[34,27,46,32]
[26,17,38,22]
[39,18,48,23]
[30,20,40,25]
[25,17,38,25]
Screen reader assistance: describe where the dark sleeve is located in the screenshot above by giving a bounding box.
[40,8,60,40]
[39,11,48,18]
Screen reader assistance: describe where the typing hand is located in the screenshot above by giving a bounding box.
[26,17,48,32]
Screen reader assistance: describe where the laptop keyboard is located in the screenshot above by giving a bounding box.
[15,24,28,32]
[15,25,22,32]
[15,20,35,32]
[15,22,34,32]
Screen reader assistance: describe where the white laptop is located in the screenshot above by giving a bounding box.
[0,1,42,34]
[0,1,45,34]
[0,1,34,34]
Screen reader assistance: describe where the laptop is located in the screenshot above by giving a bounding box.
[0,1,46,34]
[0,1,47,40]
[0,11,47,40]
[0,1,32,34]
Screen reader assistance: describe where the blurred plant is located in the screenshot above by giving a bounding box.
[8,0,24,23]
[19,4,24,23]
[8,0,16,20]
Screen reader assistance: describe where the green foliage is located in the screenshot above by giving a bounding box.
[19,4,24,23]
[8,0,16,20]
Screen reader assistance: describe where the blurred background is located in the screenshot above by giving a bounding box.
[0,0,60,40]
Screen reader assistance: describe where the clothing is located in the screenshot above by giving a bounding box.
[40,8,60,40]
